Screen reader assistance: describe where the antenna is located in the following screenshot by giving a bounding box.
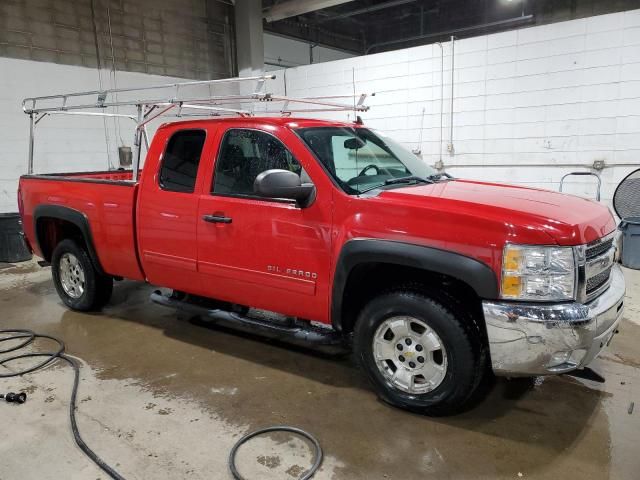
[412,106,426,156]
[351,67,357,122]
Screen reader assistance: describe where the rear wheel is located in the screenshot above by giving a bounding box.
[52,239,113,311]
[354,289,487,416]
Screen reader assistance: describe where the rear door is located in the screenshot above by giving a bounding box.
[196,124,334,322]
[137,125,213,293]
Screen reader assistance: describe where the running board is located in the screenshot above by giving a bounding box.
[150,291,349,355]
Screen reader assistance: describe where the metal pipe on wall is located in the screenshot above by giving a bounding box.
[445,163,633,169]
[415,42,444,167]
[309,43,319,64]
[27,114,34,174]
[448,35,455,156]
[436,42,444,168]
[132,104,144,182]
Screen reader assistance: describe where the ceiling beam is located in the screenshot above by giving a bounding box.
[263,0,357,23]
[365,14,535,53]
[264,19,364,54]
[314,0,420,23]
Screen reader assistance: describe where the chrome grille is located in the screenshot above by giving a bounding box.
[586,237,614,260]
[587,266,612,294]
[581,233,616,302]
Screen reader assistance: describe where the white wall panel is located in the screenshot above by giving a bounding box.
[0,57,210,212]
[274,9,640,207]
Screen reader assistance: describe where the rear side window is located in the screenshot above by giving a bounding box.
[159,130,206,193]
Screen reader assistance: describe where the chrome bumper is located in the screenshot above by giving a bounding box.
[483,264,626,376]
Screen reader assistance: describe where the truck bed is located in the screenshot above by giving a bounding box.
[19,170,145,281]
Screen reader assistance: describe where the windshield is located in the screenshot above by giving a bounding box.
[296,127,436,194]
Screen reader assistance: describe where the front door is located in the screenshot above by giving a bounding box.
[197,125,333,322]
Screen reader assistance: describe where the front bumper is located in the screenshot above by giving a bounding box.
[483,264,626,376]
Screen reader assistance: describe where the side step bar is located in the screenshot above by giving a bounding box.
[150,291,349,355]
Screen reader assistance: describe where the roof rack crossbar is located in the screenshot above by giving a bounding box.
[23,74,372,181]
[22,74,275,113]
[22,75,370,116]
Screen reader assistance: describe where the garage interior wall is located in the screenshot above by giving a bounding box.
[2,5,640,213]
[266,9,640,208]
[0,0,234,213]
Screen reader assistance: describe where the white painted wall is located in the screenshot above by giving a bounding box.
[269,9,640,209]
[264,33,355,70]
[0,57,235,213]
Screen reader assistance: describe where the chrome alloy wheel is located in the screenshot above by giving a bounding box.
[59,253,85,299]
[373,316,448,394]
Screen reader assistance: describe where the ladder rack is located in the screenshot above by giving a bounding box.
[23,74,371,181]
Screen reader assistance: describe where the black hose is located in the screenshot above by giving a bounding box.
[0,329,126,480]
[228,426,323,480]
[1,328,323,480]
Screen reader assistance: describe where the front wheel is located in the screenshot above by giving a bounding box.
[354,289,487,416]
[51,239,113,311]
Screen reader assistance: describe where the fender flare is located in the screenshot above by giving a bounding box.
[33,204,106,275]
[331,238,499,331]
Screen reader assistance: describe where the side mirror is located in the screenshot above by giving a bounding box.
[254,169,316,208]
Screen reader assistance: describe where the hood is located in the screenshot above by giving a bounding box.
[378,179,616,245]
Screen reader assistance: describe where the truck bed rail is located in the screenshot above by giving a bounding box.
[21,170,137,185]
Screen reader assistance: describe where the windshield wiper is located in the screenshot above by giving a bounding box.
[359,176,434,194]
[383,175,434,186]
[426,172,454,182]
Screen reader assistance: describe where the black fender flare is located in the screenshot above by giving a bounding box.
[331,238,499,331]
[33,205,106,275]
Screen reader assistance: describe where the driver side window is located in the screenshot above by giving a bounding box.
[212,129,309,197]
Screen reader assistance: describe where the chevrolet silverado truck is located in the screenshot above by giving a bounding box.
[18,117,626,415]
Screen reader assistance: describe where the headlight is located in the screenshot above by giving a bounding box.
[501,244,576,301]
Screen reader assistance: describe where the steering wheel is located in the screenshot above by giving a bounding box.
[358,164,380,176]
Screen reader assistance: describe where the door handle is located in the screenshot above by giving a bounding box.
[202,214,232,224]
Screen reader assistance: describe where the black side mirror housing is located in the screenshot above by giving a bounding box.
[254,169,316,208]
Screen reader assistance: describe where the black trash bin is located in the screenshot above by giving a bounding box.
[619,217,640,270]
[0,213,33,263]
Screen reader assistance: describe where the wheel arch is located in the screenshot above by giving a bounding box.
[34,205,106,275]
[331,239,499,333]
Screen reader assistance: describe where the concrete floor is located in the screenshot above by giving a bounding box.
[0,261,639,480]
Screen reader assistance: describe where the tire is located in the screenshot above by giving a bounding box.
[354,289,487,416]
[51,239,113,311]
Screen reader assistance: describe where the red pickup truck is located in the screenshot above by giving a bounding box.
[18,116,625,415]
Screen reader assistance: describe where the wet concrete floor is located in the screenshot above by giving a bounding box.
[1,261,639,479]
